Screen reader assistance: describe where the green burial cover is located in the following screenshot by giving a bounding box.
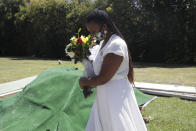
[0,66,153,131]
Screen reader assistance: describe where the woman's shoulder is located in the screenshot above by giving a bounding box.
[109,34,127,48]
[102,34,127,57]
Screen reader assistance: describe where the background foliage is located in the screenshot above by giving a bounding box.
[108,0,196,63]
[0,0,96,58]
[0,0,195,63]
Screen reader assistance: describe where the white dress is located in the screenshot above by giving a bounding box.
[86,34,147,131]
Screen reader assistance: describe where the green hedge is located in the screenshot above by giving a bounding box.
[0,0,195,63]
[0,0,97,58]
[108,0,196,63]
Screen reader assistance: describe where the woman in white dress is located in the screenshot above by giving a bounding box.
[79,9,147,131]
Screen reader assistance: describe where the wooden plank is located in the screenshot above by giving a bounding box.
[139,89,196,101]
[135,82,196,94]
[0,89,22,98]
[0,76,37,96]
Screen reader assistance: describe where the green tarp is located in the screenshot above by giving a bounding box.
[0,66,153,131]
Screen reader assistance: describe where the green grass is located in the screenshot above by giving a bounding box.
[1,57,196,87]
[0,57,196,131]
[134,62,196,87]
[0,57,83,84]
[142,97,196,131]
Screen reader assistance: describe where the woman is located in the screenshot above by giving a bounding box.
[79,9,147,131]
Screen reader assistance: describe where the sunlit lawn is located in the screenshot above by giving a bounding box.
[142,97,196,131]
[0,57,196,87]
[0,57,83,84]
[134,62,196,87]
[0,57,196,131]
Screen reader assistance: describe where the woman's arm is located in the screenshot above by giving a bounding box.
[79,53,123,88]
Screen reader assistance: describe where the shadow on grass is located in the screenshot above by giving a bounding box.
[5,56,68,61]
[133,62,196,68]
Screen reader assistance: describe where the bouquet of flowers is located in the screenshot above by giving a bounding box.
[65,28,96,98]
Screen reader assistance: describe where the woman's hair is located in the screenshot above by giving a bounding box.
[86,9,135,85]
[86,9,124,39]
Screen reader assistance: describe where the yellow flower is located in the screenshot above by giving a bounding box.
[81,35,89,44]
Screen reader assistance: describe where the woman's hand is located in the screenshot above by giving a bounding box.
[79,77,88,89]
[78,53,123,88]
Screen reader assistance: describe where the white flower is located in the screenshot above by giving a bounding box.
[66,43,72,48]
[65,43,71,53]
[67,52,75,58]
[70,36,77,42]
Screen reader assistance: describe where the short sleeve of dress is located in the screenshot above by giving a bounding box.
[103,39,125,57]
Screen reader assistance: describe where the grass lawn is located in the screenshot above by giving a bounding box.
[0,57,196,131]
[134,62,196,87]
[0,57,83,84]
[0,57,196,87]
[142,97,196,131]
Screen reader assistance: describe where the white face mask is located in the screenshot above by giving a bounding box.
[96,30,107,40]
[94,24,107,42]
[94,32,103,42]
[97,32,102,39]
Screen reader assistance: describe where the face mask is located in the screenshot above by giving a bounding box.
[96,32,102,39]
[93,32,102,45]
[95,25,107,41]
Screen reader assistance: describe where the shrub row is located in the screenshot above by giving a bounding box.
[0,0,195,63]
